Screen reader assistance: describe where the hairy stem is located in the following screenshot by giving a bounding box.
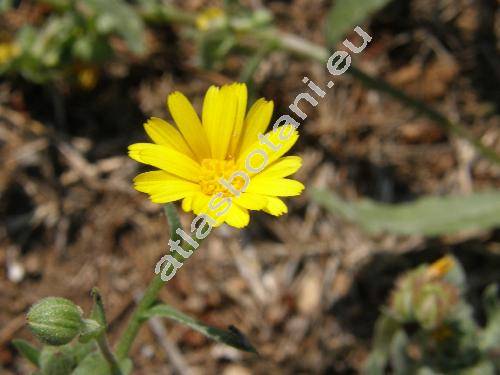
[115,273,165,359]
[97,335,123,375]
[115,204,203,359]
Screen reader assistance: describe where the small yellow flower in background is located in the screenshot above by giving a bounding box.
[76,66,99,90]
[196,7,226,31]
[0,42,20,65]
[426,255,455,280]
[129,83,304,228]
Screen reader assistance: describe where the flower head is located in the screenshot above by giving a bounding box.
[426,255,455,280]
[0,42,20,65]
[196,7,226,31]
[129,83,304,228]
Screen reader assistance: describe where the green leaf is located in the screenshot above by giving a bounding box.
[0,0,14,13]
[312,189,500,236]
[39,0,72,11]
[483,284,499,321]
[72,341,98,363]
[12,339,40,367]
[197,30,236,70]
[39,345,76,375]
[325,0,391,46]
[364,315,400,375]
[141,304,257,353]
[480,284,500,355]
[389,330,411,374]
[72,352,132,375]
[84,0,146,54]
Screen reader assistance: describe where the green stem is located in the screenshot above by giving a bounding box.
[115,203,203,359]
[139,3,197,26]
[115,273,165,359]
[96,335,123,375]
[238,40,277,84]
[90,288,122,373]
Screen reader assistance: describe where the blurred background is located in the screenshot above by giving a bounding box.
[0,0,499,374]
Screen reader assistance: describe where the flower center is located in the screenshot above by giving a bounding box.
[199,158,245,196]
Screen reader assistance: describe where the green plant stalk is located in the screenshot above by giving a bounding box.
[89,288,122,373]
[139,5,500,164]
[115,273,164,360]
[96,335,123,375]
[139,3,197,26]
[115,204,200,359]
[238,40,277,83]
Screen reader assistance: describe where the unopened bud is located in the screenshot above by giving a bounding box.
[27,297,84,346]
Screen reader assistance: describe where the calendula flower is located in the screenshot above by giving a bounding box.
[196,7,226,31]
[0,42,20,65]
[426,255,455,280]
[129,83,304,228]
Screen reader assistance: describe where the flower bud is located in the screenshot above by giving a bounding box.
[426,255,455,280]
[389,267,426,322]
[27,297,84,346]
[414,282,458,330]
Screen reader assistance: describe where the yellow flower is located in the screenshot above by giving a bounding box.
[129,83,304,228]
[0,42,20,65]
[426,255,455,280]
[195,7,226,32]
[76,66,99,90]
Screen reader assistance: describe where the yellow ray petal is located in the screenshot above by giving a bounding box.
[133,170,181,193]
[238,98,273,156]
[202,83,246,160]
[227,84,248,157]
[167,91,210,160]
[144,117,195,159]
[128,143,201,182]
[233,192,267,210]
[237,126,299,172]
[201,85,221,158]
[246,177,304,196]
[224,203,250,228]
[133,171,200,203]
[264,197,288,216]
[182,196,193,212]
[258,156,302,179]
[192,192,211,215]
[191,192,226,227]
